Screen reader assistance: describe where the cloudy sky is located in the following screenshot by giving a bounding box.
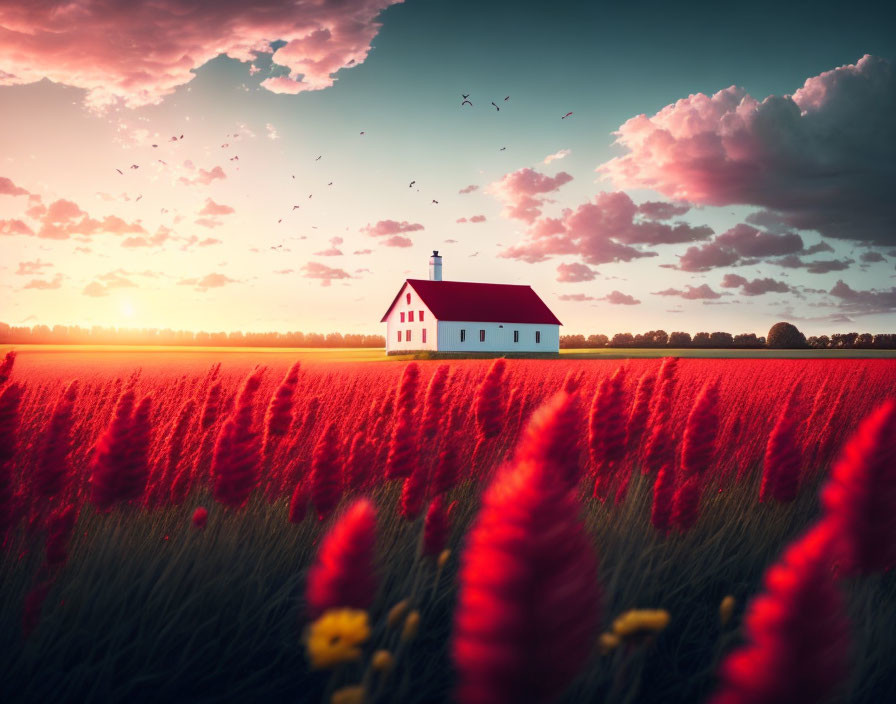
[1,0,894,336]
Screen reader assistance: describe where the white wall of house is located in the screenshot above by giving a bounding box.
[384,282,438,353]
[436,321,559,353]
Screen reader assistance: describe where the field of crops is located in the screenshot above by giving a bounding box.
[1,349,895,703]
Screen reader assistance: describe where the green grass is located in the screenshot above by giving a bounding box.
[3,472,895,703]
[4,344,894,363]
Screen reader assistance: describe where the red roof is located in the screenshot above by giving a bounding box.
[381,279,562,325]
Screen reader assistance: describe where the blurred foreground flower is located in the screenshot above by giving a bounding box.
[192,507,208,530]
[305,609,370,669]
[719,596,736,627]
[612,609,670,640]
[372,649,394,672]
[331,685,365,704]
[598,632,620,655]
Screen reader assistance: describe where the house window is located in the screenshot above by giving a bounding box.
[398,331,402,342]
[406,293,411,304]
[419,310,424,321]
[409,311,414,322]
[400,312,405,323]
[460,329,466,342]
[535,331,541,344]
[422,329,427,343]
[480,329,486,342]
[514,330,519,343]
[407,330,412,342]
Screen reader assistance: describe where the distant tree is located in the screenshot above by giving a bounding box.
[709,331,733,347]
[609,333,634,348]
[767,322,808,349]
[855,333,874,348]
[872,334,896,349]
[669,331,692,347]
[587,334,609,348]
[733,333,761,347]
[692,332,712,347]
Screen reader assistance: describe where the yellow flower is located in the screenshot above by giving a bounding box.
[305,609,370,669]
[387,599,409,628]
[612,609,670,639]
[371,649,395,672]
[401,610,421,642]
[719,595,736,627]
[437,549,451,568]
[598,632,620,655]
[331,685,365,704]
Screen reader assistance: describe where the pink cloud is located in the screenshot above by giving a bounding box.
[1,219,34,236]
[23,274,62,290]
[195,218,223,229]
[721,273,790,296]
[353,249,373,255]
[16,259,52,275]
[457,214,486,224]
[199,198,235,216]
[362,220,424,236]
[598,55,896,246]
[0,176,29,196]
[558,294,596,301]
[556,262,596,282]
[636,201,689,220]
[486,167,573,223]
[458,184,478,194]
[198,237,221,247]
[383,235,413,247]
[301,261,351,286]
[543,149,571,164]
[653,284,723,299]
[673,224,803,271]
[121,227,172,248]
[44,199,85,222]
[502,191,709,265]
[829,280,896,315]
[177,273,238,291]
[178,166,226,187]
[82,281,107,297]
[602,290,641,305]
[0,1,403,109]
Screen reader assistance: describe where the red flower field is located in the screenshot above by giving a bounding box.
[1,349,895,703]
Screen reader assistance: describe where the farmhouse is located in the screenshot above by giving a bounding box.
[381,252,562,354]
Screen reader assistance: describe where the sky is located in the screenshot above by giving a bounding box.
[1,0,894,337]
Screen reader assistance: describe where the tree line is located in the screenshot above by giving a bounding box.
[560,329,896,349]
[0,323,386,348]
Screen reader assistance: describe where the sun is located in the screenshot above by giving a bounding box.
[120,299,136,320]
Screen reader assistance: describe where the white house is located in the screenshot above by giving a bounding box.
[381,251,562,354]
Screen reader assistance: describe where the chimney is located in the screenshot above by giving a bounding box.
[429,250,443,281]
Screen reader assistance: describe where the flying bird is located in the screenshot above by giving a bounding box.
[130,164,139,169]
[499,147,506,151]
[152,144,158,148]
[432,199,439,204]
[115,168,123,175]
[308,194,312,199]
[292,175,295,179]
[491,102,499,111]
[470,251,479,257]
[409,180,416,188]
[328,182,333,186]
[461,100,473,107]
[230,156,238,161]
[170,136,178,142]
[360,131,365,135]
[158,159,167,165]
[136,195,142,202]
[292,205,300,210]
[462,94,470,99]
[278,219,282,224]
[179,134,184,139]
[348,59,356,65]
[561,112,573,119]
[221,143,229,148]
[504,96,510,101]
[315,155,322,161]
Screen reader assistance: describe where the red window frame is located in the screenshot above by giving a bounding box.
[422,329,427,344]
[409,311,414,322]
[479,329,486,342]
[406,292,411,304]
[407,329,412,342]
[398,330,402,342]
[419,310,425,321]
[400,312,405,323]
